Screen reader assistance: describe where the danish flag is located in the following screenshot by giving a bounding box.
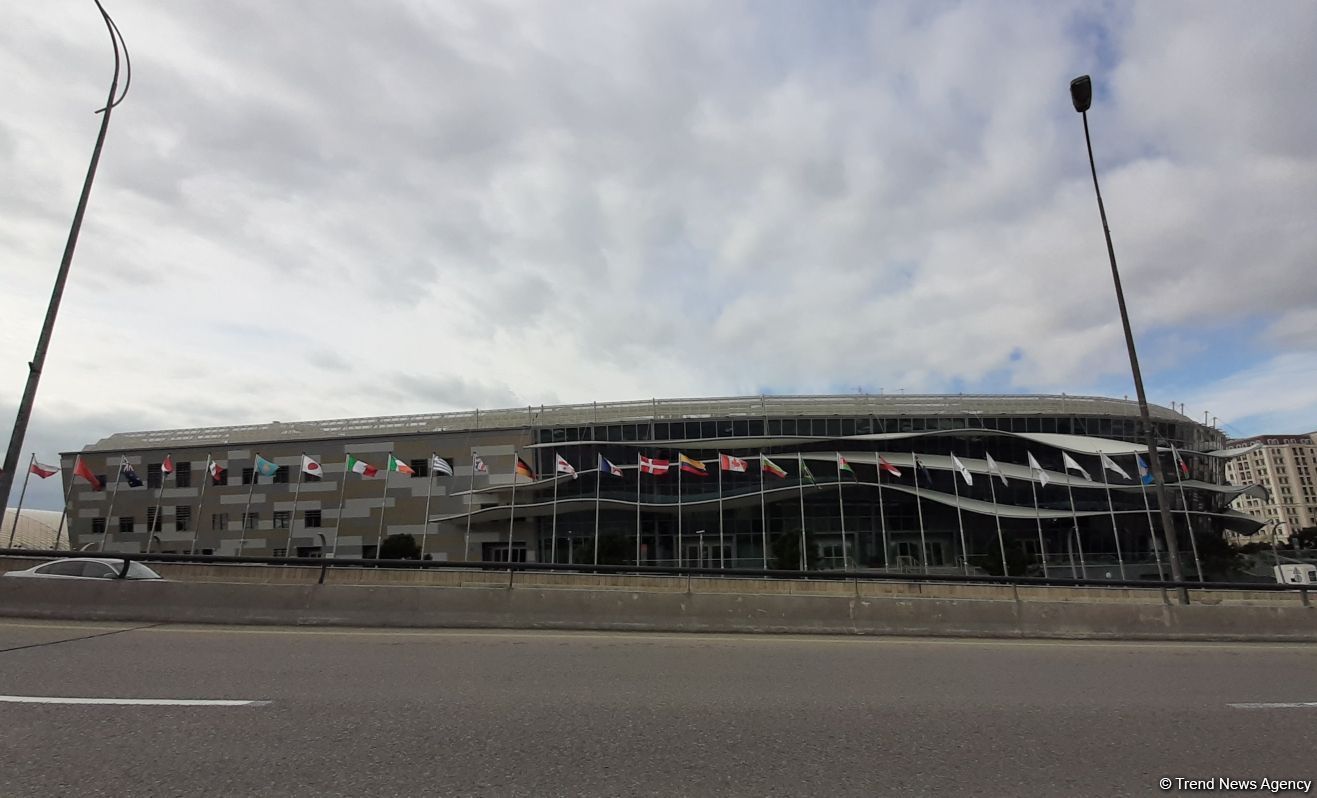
[639,456,670,475]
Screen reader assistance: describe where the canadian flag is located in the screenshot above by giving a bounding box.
[639,456,670,475]
[719,454,748,472]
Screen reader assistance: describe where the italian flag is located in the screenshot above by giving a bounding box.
[388,454,415,476]
[346,455,379,477]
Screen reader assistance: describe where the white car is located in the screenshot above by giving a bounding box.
[2,558,163,581]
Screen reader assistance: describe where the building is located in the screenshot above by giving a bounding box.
[1223,433,1317,540]
[0,508,67,550]
[59,394,1259,579]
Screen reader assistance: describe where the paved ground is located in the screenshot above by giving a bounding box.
[0,621,1314,797]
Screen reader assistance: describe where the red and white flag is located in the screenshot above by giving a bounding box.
[472,453,489,474]
[639,456,670,475]
[73,456,102,491]
[30,461,59,479]
[301,455,323,478]
[209,459,227,485]
[161,455,175,478]
[877,456,902,478]
[719,454,748,472]
[555,453,578,479]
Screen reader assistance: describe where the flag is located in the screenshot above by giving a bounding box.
[719,454,749,472]
[209,459,226,485]
[679,453,707,476]
[432,455,453,477]
[985,453,1008,486]
[346,454,379,477]
[914,456,933,486]
[949,453,974,486]
[1027,452,1050,487]
[639,456,670,475]
[254,454,280,478]
[877,456,902,478]
[761,456,788,478]
[801,460,816,484]
[73,456,102,491]
[161,455,174,478]
[554,453,577,479]
[472,453,489,474]
[1173,446,1190,477]
[515,456,536,480]
[836,454,855,479]
[302,455,323,478]
[1061,452,1091,481]
[1099,452,1130,480]
[30,461,59,479]
[388,454,416,476]
[121,458,143,488]
[599,455,623,477]
[1136,454,1154,486]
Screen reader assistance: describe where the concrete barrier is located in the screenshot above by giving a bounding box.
[0,574,1312,641]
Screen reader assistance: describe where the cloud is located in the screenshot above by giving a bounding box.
[2,0,1315,489]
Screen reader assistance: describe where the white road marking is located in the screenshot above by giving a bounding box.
[1228,702,1317,709]
[0,695,268,707]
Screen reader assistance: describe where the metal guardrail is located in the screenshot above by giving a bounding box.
[1,548,1311,605]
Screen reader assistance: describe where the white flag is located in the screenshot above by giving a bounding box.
[555,453,578,479]
[1061,452,1092,481]
[1099,452,1129,480]
[1027,452,1050,487]
[949,453,973,486]
[985,453,1008,486]
[472,453,488,474]
[301,455,323,479]
[432,455,454,477]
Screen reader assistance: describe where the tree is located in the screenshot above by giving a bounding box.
[770,529,818,571]
[1291,526,1317,550]
[379,533,420,560]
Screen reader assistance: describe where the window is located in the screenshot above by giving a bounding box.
[176,506,191,532]
[483,542,527,562]
[97,474,107,488]
[273,511,291,529]
[410,458,428,478]
[119,516,134,534]
[304,510,321,528]
[175,462,192,488]
[146,507,162,533]
[147,463,163,489]
[212,512,229,531]
[243,512,259,530]
[92,517,106,535]
[272,548,287,557]
[242,467,255,485]
[38,561,89,577]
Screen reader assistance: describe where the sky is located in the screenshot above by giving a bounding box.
[2,0,1316,511]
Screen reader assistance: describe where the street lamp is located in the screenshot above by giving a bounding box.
[1070,75,1190,604]
[0,1,130,511]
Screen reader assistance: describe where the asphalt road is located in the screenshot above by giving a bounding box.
[0,621,1314,797]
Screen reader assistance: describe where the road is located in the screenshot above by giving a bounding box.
[0,621,1314,797]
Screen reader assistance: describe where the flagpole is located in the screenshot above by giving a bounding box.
[677,458,683,568]
[464,449,477,561]
[986,462,1008,577]
[759,452,767,570]
[7,453,35,547]
[1138,471,1165,581]
[285,454,305,557]
[717,453,725,569]
[189,454,212,555]
[836,457,848,571]
[796,452,807,571]
[876,459,889,571]
[1030,475,1048,578]
[551,454,560,565]
[912,452,928,575]
[1063,472,1083,578]
[331,454,349,558]
[375,453,392,559]
[238,454,261,555]
[54,462,76,550]
[1098,451,1127,580]
[949,464,969,576]
[147,453,169,554]
[507,453,519,565]
[1171,446,1204,581]
[101,458,125,553]
[635,454,642,566]
[420,453,437,560]
[593,460,602,566]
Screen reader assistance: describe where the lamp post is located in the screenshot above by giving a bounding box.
[1069,75,1189,604]
[0,1,130,511]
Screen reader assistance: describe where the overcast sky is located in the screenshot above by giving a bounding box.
[3,1,1316,510]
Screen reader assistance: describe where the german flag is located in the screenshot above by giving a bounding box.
[515,456,536,480]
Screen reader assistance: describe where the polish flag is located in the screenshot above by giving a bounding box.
[30,461,59,479]
[639,456,670,475]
